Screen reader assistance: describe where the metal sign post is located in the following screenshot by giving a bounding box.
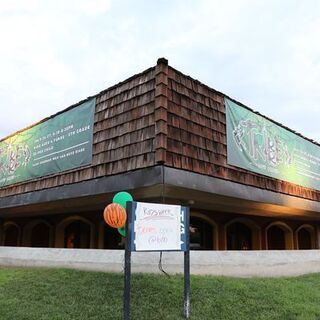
[184,207,190,319]
[123,202,190,320]
[124,202,132,320]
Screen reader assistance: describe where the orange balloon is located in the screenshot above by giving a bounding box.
[103,203,127,228]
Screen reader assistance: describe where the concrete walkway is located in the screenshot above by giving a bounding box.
[1,247,320,277]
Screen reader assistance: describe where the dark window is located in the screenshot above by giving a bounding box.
[298,228,312,250]
[227,222,252,250]
[4,225,19,246]
[189,217,214,250]
[64,221,91,249]
[267,226,285,250]
[31,223,50,248]
[104,225,124,249]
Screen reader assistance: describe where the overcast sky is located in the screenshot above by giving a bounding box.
[1,0,320,142]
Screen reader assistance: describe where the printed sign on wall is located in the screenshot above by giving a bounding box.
[0,98,95,187]
[226,97,320,190]
[130,202,188,252]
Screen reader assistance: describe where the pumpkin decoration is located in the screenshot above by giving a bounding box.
[103,203,127,228]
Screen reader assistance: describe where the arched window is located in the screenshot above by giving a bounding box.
[267,226,285,249]
[22,220,52,247]
[3,223,20,246]
[266,222,293,250]
[225,218,261,250]
[31,223,51,247]
[55,216,95,248]
[189,216,214,250]
[227,222,252,250]
[296,225,316,250]
[104,224,124,249]
[64,221,91,249]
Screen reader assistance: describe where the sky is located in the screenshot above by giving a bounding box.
[0,0,320,143]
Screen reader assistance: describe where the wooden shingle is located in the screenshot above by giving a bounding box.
[1,60,319,204]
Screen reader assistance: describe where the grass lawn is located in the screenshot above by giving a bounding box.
[0,268,320,319]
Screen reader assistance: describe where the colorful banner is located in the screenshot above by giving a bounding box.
[226,98,320,191]
[0,98,95,187]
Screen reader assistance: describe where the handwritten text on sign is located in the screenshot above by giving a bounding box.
[133,202,185,251]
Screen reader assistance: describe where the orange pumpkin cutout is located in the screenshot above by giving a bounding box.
[103,203,127,228]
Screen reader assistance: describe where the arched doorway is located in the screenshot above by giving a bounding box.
[64,221,91,249]
[22,220,53,247]
[55,216,95,248]
[3,223,20,246]
[225,218,261,250]
[227,222,252,250]
[31,223,51,247]
[267,226,285,249]
[296,225,316,250]
[189,213,217,250]
[266,222,293,250]
[104,224,124,249]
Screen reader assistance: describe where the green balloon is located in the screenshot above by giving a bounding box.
[118,226,126,237]
[112,191,133,209]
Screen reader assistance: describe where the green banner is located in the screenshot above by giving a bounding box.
[226,98,320,191]
[0,98,95,187]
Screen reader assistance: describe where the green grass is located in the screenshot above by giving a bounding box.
[0,268,320,319]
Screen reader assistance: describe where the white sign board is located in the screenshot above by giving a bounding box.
[131,202,186,251]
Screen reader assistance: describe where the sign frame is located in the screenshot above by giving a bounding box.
[123,201,190,319]
[129,201,188,252]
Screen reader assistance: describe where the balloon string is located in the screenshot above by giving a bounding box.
[158,251,170,278]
